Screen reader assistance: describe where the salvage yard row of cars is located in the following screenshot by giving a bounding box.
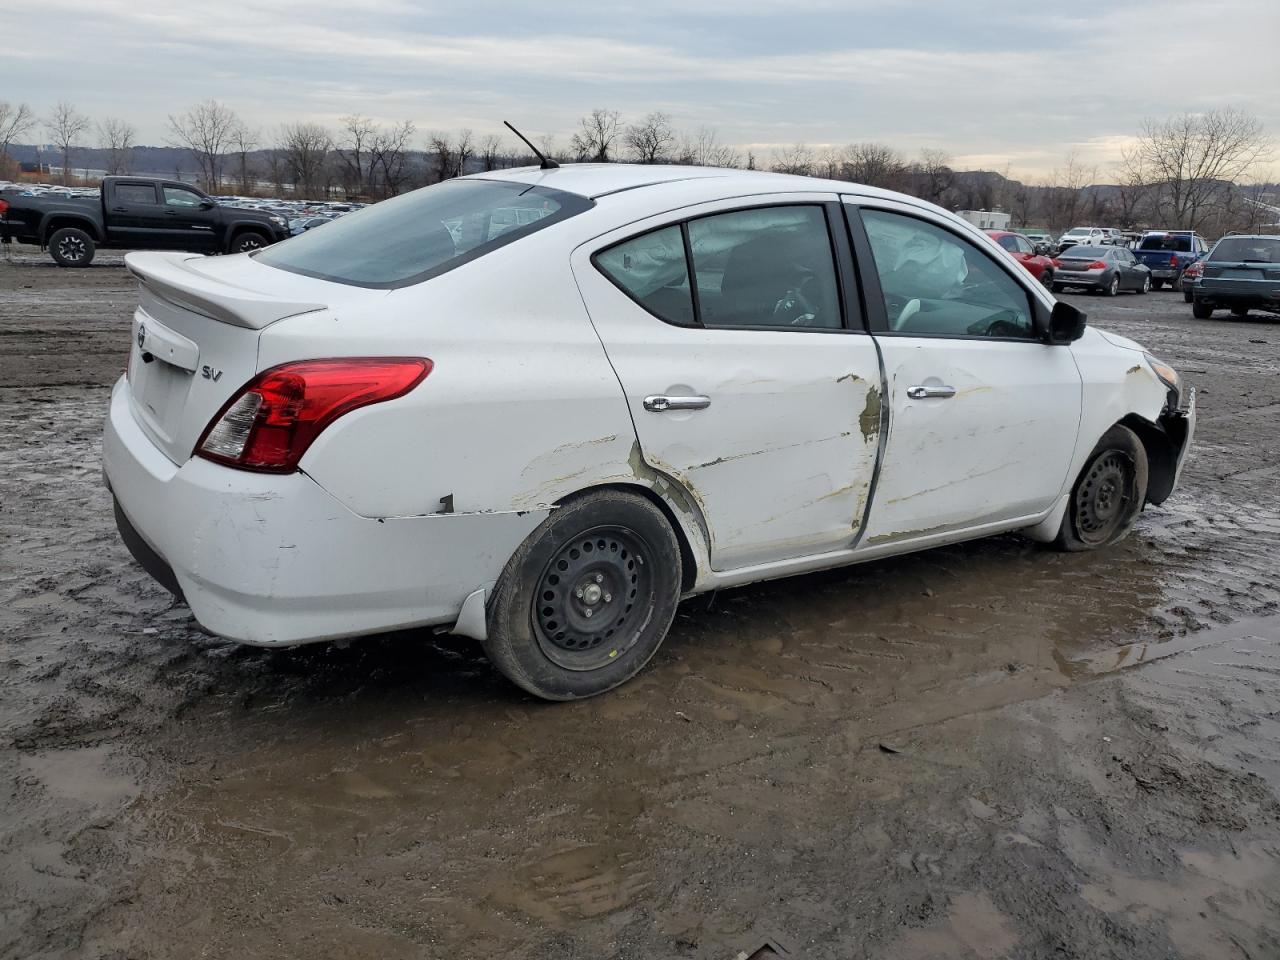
[95,163,1198,699]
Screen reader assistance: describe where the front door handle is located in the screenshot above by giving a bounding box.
[906,384,957,400]
[643,394,711,412]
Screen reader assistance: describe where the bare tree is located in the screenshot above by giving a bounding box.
[770,143,814,176]
[1043,153,1096,233]
[336,114,376,197]
[910,148,955,206]
[45,101,91,185]
[1123,107,1272,230]
[96,117,136,176]
[277,122,332,198]
[368,120,416,198]
[230,124,258,194]
[167,100,241,191]
[840,142,908,190]
[0,101,36,166]
[571,109,622,162]
[672,126,739,168]
[625,112,675,164]
[477,134,505,171]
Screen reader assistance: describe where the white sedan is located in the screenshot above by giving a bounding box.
[103,164,1195,699]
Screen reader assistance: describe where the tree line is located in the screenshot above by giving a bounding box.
[1,99,1272,235]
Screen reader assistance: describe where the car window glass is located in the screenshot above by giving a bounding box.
[1210,237,1280,262]
[164,187,203,208]
[1015,236,1034,255]
[996,234,1019,252]
[257,179,593,288]
[687,206,841,329]
[594,226,696,327]
[116,184,157,205]
[861,209,1034,339]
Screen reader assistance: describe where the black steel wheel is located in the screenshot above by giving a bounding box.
[48,226,96,267]
[1054,425,1148,552]
[532,525,652,671]
[483,489,682,700]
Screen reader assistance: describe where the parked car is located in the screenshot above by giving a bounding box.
[1022,232,1055,255]
[288,215,336,236]
[0,177,290,266]
[1191,234,1280,319]
[1132,230,1210,290]
[986,230,1059,286]
[1102,228,1127,247]
[1058,226,1108,251]
[1052,245,1152,296]
[103,165,1194,699]
[1181,258,1204,302]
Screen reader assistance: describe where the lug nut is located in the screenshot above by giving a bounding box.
[595,574,603,583]
[584,608,593,618]
[604,593,612,603]
[575,588,583,598]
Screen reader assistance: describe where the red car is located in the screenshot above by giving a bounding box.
[986,230,1059,287]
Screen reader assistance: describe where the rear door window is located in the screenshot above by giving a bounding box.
[594,226,696,327]
[116,183,159,205]
[256,179,594,288]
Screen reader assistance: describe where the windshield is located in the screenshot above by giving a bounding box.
[1210,237,1280,263]
[1138,234,1193,253]
[255,179,594,288]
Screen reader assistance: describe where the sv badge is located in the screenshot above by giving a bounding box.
[201,365,223,382]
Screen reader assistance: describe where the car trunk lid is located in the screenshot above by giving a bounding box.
[124,251,335,465]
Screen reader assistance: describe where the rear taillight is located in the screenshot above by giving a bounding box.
[195,357,431,472]
[1085,260,1107,270]
[0,198,9,216]
[1185,261,1203,277]
[1169,254,1179,268]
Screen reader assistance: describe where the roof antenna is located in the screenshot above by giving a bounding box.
[504,121,559,170]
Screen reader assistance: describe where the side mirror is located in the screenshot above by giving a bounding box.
[1045,300,1087,344]
[199,199,216,210]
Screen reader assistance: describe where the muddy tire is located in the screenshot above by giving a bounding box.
[483,490,682,701]
[1192,302,1214,319]
[230,231,268,254]
[1054,425,1148,552]
[48,227,95,267]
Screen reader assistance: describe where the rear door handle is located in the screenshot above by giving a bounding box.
[906,384,957,400]
[643,395,711,412]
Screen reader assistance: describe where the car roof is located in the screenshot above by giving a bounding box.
[463,163,902,202]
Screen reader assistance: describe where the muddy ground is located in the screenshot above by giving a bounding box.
[2,245,1279,960]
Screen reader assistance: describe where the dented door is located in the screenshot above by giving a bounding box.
[573,196,883,571]
[847,200,1083,546]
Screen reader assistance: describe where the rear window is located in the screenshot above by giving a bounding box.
[1138,234,1193,252]
[1209,237,1280,263]
[255,179,593,288]
[1059,246,1107,258]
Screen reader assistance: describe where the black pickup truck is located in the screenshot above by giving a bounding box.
[0,176,290,267]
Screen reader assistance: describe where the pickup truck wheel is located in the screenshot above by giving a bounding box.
[1054,425,1148,552]
[230,231,267,254]
[483,490,682,701]
[1192,302,1214,319]
[48,227,95,267]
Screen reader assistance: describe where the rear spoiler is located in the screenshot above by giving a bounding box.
[125,251,326,330]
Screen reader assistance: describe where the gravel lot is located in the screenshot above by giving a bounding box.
[2,247,1279,959]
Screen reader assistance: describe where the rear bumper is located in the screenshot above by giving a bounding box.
[1055,271,1106,287]
[103,377,546,646]
[1195,280,1280,309]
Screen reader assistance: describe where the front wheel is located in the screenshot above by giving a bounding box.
[1054,425,1148,552]
[48,227,96,267]
[230,231,267,254]
[482,490,683,700]
[1040,269,1054,290]
[1192,302,1214,319]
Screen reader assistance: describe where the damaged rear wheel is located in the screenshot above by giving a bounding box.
[482,490,682,700]
[1054,425,1148,552]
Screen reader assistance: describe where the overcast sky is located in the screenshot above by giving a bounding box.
[6,0,1278,178]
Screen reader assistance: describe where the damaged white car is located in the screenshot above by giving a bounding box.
[103,164,1195,699]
